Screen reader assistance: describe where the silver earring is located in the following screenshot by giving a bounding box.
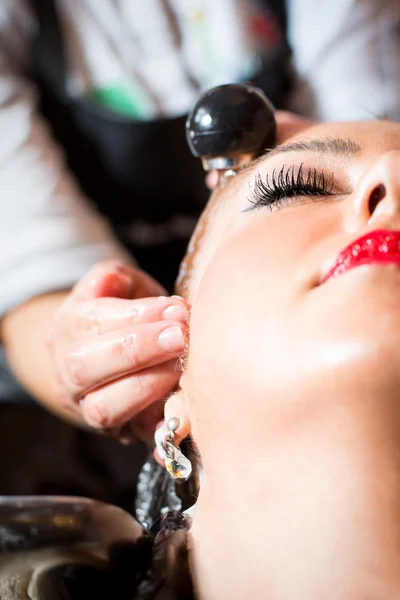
[162,418,192,480]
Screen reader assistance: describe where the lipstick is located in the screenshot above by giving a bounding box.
[323,229,400,283]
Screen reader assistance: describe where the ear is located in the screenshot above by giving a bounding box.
[154,388,191,465]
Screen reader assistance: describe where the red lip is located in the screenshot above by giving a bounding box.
[323,229,400,283]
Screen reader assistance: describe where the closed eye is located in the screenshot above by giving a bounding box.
[245,163,337,212]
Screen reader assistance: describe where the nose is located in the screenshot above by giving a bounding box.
[350,150,400,229]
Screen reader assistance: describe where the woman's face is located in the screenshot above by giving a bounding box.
[179,120,400,468]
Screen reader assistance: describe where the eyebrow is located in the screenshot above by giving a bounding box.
[270,137,361,157]
[237,136,361,176]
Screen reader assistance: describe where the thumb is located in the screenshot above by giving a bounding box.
[275,111,316,144]
[70,261,138,302]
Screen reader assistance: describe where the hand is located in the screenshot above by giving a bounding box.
[47,261,189,442]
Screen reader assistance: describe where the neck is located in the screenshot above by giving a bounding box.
[190,389,400,599]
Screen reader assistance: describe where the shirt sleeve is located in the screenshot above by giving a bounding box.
[285,0,400,121]
[0,49,133,318]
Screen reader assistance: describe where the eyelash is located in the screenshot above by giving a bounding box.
[246,163,336,212]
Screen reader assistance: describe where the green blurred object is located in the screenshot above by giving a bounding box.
[90,82,152,119]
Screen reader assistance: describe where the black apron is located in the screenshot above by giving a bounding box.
[31,0,291,291]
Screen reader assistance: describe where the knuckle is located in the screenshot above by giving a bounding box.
[112,333,140,369]
[80,306,102,335]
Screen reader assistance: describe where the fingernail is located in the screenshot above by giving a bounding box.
[163,304,189,322]
[158,325,185,352]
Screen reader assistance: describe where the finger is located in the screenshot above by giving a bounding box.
[132,270,167,298]
[206,169,218,191]
[66,320,186,399]
[77,295,189,336]
[69,261,137,302]
[69,261,166,303]
[130,400,165,443]
[103,423,139,445]
[48,269,139,349]
[81,360,180,429]
[104,401,165,445]
[275,111,316,144]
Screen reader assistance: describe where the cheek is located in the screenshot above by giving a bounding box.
[187,206,400,460]
[186,209,332,445]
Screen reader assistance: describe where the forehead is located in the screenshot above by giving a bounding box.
[296,120,400,151]
[176,120,400,300]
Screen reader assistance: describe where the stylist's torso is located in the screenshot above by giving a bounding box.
[0,0,289,405]
[32,0,288,288]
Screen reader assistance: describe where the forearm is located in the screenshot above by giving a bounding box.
[0,44,131,427]
[1,292,83,426]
